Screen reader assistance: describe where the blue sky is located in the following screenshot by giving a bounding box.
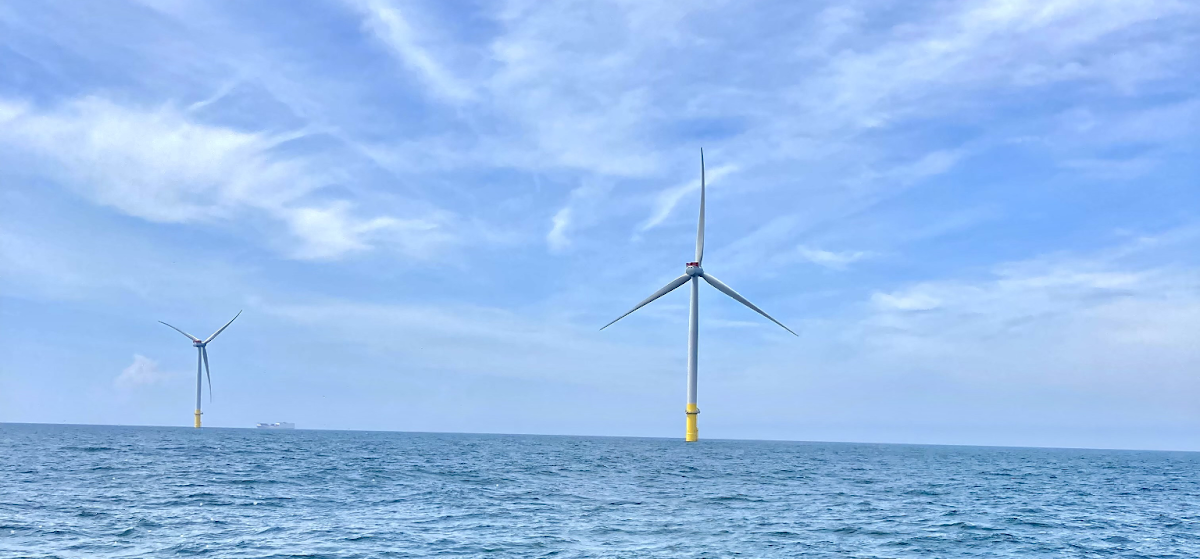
[1,0,1197,450]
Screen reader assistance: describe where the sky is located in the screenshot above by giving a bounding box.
[0,0,1197,451]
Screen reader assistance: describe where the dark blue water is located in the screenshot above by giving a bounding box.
[1,424,1197,558]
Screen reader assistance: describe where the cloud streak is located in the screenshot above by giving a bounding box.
[861,233,1200,404]
[351,0,474,103]
[641,164,737,232]
[0,96,454,261]
[796,246,874,270]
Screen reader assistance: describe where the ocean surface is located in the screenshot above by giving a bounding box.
[1,424,1197,558]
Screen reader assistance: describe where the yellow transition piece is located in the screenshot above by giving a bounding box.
[194,410,202,429]
[685,404,699,442]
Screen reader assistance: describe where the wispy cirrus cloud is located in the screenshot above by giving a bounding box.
[799,0,1193,128]
[862,229,1200,400]
[329,0,1191,250]
[641,164,737,232]
[796,246,874,270]
[546,181,612,252]
[0,96,454,261]
[349,0,474,103]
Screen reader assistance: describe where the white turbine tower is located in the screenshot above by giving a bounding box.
[159,311,241,428]
[602,150,796,442]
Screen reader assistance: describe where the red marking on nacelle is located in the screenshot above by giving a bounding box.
[686,262,700,267]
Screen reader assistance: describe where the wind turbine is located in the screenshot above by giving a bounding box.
[159,311,241,428]
[601,149,796,442]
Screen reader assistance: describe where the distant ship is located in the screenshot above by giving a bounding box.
[256,422,295,429]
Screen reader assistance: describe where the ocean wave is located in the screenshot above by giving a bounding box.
[3,425,1197,558]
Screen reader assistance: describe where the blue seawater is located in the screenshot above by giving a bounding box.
[1,424,1197,558]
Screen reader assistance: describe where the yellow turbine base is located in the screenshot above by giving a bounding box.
[194,410,202,429]
[685,404,699,442]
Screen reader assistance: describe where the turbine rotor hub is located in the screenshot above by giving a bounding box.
[685,262,703,276]
[193,341,205,347]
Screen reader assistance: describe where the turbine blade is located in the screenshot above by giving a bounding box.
[202,347,213,402]
[159,321,199,342]
[203,310,242,344]
[696,148,705,264]
[600,274,691,331]
[701,273,798,336]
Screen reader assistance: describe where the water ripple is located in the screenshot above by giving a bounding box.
[1,424,1197,558]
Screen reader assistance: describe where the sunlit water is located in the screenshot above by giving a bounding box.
[2,424,1197,558]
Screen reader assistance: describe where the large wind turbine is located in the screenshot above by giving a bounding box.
[159,311,241,428]
[602,150,796,442]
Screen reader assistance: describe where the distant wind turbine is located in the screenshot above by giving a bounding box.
[601,149,796,442]
[159,311,241,428]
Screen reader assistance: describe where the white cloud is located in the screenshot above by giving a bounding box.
[0,96,452,261]
[327,0,1193,234]
[871,291,942,312]
[796,245,873,270]
[545,181,612,252]
[0,97,299,223]
[641,164,737,232]
[841,149,966,201]
[547,207,572,252]
[283,201,449,261]
[803,0,1190,129]
[860,233,1200,402]
[482,3,672,176]
[350,0,474,102]
[114,355,176,389]
[341,0,684,176]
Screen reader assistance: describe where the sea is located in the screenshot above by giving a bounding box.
[1,424,1197,558]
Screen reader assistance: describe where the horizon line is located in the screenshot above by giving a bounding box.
[2,421,1196,454]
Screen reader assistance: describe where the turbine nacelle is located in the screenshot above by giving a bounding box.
[192,340,206,347]
[685,262,704,277]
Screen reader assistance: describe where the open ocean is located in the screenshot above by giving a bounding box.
[1,424,1197,558]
